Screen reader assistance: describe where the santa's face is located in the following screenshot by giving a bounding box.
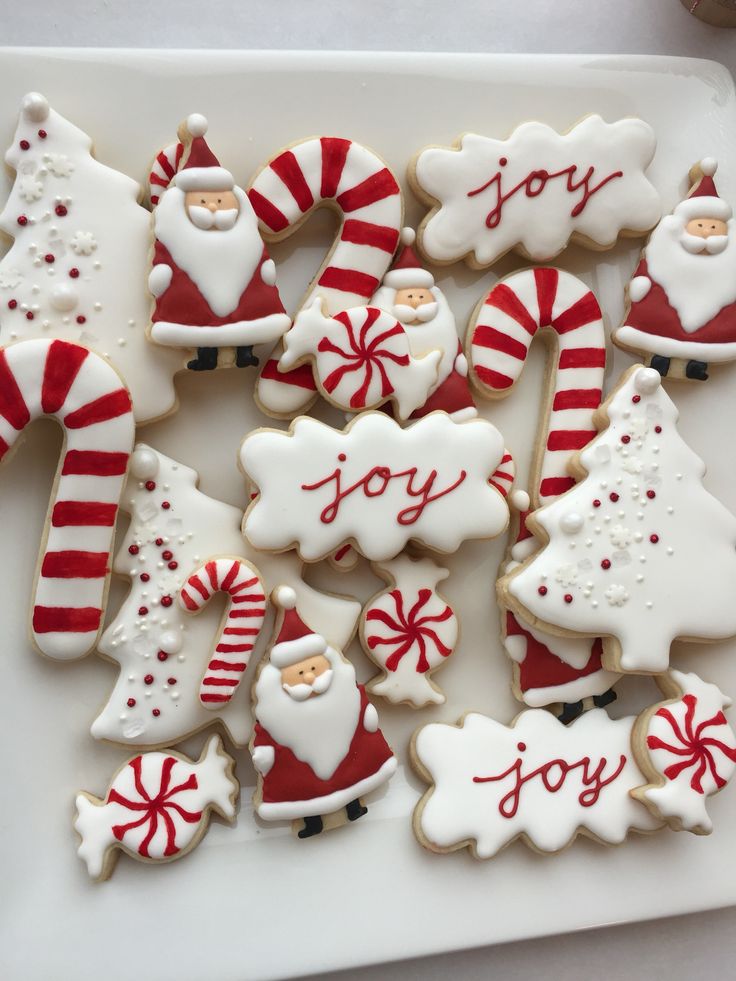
[391,286,439,325]
[184,189,239,231]
[683,216,729,254]
[280,654,333,702]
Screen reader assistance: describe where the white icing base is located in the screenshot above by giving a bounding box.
[615,324,736,362]
[151,312,290,347]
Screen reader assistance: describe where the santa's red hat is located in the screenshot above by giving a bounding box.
[269,585,327,669]
[382,227,435,290]
[174,114,235,193]
[675,158,732,222]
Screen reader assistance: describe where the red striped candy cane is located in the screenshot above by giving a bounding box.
[248,137,403,417]
[179,557,267,707]
[0,338,134,659]
[148,141,183,206]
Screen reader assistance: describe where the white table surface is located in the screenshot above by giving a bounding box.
[2,2,736,979]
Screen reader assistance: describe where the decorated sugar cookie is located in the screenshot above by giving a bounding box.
[0,92,181,424]
[360,554,459,708]
[412,708,661,860]
[251,586,397,838]
[74,735,238,881]
[0,338,134,660]
[614,159,736,381]
[632,670,736,835]
[501,365,736,675]
[92,445,360,749]
[240,411,513,563]
[148,114,290,371]
[411,115,661,268]
[467,267,619,716]
[248,136,403,417]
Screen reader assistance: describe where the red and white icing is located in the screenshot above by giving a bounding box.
[248,137,402,416]
[0,338,134,659]
[635,670,736,834]
[0,92,180,424]
[469,267,616,704]
[414,115,660,267]
[279,298,440,419]
[615,159,736,363]
[179,557,267,708]
[74,735,237,880]
[148,140,183,206]
[92,445,360,748]
[505,366,736,674]
[361,554,459,708]
[413,708,660,859]
[241,412,511,563]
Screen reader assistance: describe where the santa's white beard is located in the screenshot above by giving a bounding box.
[187,205,239,231]
[372,285,458,389]
[283,669,333,701]
[646,213,736,333]
[255,649,361,780]
[154,185,263,318]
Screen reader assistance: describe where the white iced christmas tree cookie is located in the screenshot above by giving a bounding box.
[502,365,736,674]
[0,92,181,424]
[92,445,360,748]
[632,670,736,835]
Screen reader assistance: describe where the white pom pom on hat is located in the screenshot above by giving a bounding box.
[22,92,49,123]
[400,226,416,246]
[700,157,718,178]
[273,584,297,610]
[186,113,208,138]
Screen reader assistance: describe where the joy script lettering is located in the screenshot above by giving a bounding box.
[301,452,467,526]
[472,740,627,818]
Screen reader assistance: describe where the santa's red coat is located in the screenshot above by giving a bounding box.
[253,686,396,820]
[410,342,477,419]
[617,258,736,361]
[150,241,289,346]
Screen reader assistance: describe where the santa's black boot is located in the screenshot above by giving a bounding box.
[298,815,324,839]
[187,347,218,371]
[345,799,368,822]
[650,355,671,378]
[593,688,618,710]
[236,345,259,368]
[685,360,709,381]
[558,700,584,725]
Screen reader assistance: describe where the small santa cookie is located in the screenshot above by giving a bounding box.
[360,554,459,708]
[147,114,290,372]
[412,707,661,860]
[614,158,736,381]
[250,586,397,838]
[501,365,736,675]
[74,735,238,881]
[631,670,736,835]
[411,115,661,268]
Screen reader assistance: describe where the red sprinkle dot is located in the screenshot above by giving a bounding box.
[75,316,86,325]
[140,573,150,583]
[8,299,17,309]
[161,595,173,608]
[144,674,154,685]
[69,267,79,278]
[38,129,47,139]
[44,253,54,264]
[632,395,641,404]
[338,453,347,462]
[145,480,156,491]
[25,311,34,320]
[621,435,630,444]
[152,708,161,717]
[610,492,619,502]
[655,425,662,434]
[55,204,67,216]
[167,677,177,686]
[592,499,601,508]
[538,585,548,596]
[646,490,656,500]
[128,544,139,555]
[161,501,171,510]
[155,538,163,547]
[19,139,30,150]
[500,156,508,166]
[168,561,178,570]
[127,698,136,708]
[157,651,169,662]
[17,215,28,226]
[650,534,659,544]
[564,594,573,604]
[138,606,148,616]
[601,558,611,570]
[162,550,173,561]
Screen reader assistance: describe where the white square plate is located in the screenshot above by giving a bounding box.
[1,49,736,981]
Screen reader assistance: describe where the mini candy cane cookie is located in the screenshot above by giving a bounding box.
[467,268,618,714]
[179,557,267,708]
[632,670,736,835]
[412,708,661,860]
[411,115,660,268]
[502,365,736,674]
[74,735,238,881]
[0,338,134,659]
[248,137,403,417]
[360,554,459,708]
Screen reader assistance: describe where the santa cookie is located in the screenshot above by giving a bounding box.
[147,114,290,371]
[250,586,397,838]
[614,159,736,381]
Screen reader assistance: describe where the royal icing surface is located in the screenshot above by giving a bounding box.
[505,366,736,674]
[634,670,736,834]
[241,411,510,562]
[361,554,458,708]
[279,298,441,419]
[414,116,660,267]
[0,338,134,659]
[92,445,360,748]
[0,92,181,424]
[249,137,403,416]
[74,734,238,880]
[413,708,660,859]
